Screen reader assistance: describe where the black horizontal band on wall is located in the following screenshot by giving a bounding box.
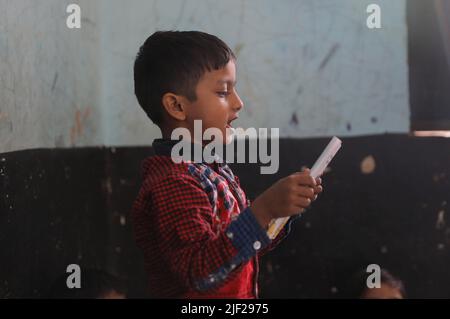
[0,134,449,298]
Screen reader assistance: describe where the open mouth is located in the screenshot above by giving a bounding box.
[227,116,238,128]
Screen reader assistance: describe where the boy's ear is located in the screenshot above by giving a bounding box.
[161,93,186,121]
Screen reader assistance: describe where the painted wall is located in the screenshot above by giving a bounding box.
[0,0,102,152]
[0,0,409,153]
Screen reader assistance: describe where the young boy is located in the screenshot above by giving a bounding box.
[132,31,322,298]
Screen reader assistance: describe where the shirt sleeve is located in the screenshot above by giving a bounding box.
[232,173,299,256]
[257,215,300,256]
[152,173,272,293]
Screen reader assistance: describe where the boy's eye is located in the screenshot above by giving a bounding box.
[217,92,229,97]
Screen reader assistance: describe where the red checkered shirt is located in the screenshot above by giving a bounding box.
[131,139,293,298]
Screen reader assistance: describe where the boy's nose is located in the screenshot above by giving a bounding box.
[234,92,244,112]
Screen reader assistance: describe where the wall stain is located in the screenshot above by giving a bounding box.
[70,107,91,145]
[290,112,299,126]
[346,122,352,131]
[51,73,58,92]
[318,43,340,71]
[234,43,245,57]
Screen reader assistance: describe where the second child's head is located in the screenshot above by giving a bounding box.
[343,268,406,299]
[134,31,244,143]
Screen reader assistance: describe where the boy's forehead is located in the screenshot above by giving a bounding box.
[202,61,236,84]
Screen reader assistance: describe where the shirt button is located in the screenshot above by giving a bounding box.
[253,241,261,250]
[226,232,234,239]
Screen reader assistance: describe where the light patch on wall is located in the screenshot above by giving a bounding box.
[436,210,446,230]
[120,215,126,226]
[361,155,376,174]
[102,177,113,195]
[413,131,450,137]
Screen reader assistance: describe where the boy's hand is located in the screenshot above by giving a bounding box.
[251,168,323,228]
[312,176,323,201]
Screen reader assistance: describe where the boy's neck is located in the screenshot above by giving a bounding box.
[160,125,202,145]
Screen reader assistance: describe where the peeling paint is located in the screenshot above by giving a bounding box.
[70,107,92,145]
[436,210,446,229]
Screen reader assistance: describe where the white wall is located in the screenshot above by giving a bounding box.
[0,0,102,152]
[0,0,409,153]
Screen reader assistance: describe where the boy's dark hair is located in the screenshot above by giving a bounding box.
[134,31,236,126]
[47,268,126,299]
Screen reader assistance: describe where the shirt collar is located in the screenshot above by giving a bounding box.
[152,138,225,166]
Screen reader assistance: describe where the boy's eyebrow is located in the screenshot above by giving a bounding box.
[216,80,237,86]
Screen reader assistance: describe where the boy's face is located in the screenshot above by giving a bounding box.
[183,60,243,144]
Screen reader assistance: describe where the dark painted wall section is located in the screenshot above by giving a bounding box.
[0,147,151,298]
[408,0,450,130]
[1,135,449,298]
